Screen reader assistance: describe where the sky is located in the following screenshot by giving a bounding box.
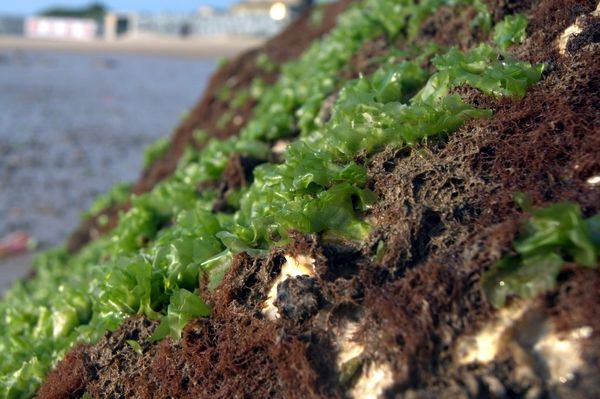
[0,1,238,15]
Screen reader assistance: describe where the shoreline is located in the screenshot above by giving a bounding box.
[0,35,264,58]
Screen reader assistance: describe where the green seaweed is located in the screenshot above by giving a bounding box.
[417,44,543,101]
[483,201,600,308]
[142,137,170,169]
[493,13,528,50]
[255,53,277,73]
[84,182,130,219]
[0,4,546,397]
[230,88,251,109]
[148,288,211,342]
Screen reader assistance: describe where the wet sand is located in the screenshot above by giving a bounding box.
[0,35,264,58]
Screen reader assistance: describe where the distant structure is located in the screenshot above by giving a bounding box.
[24,16,97,40]
[0,0,319,41]
[102,12,135,40]
[131,0,305,39]
[231,0,302,17]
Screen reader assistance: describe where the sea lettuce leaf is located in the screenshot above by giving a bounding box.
[149,289,211,342]
[493,14,528,49]
[483,202,600,307]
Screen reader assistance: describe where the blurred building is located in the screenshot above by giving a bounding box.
[132,0,305,39]
[102,12,135,40]
[1,0,315,41]
[24,16,97,40]
[134,11,287,38]
[231,0,301,15]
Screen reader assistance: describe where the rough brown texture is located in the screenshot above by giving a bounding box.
[418,4,489,50]
[211,153,264,213]
[42,0,600,398]
[36,345,88,399]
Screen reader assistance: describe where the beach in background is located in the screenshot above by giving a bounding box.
[0,35,264,58]
[0,38,258,294]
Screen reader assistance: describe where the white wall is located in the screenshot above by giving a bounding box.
[25,17,97,40]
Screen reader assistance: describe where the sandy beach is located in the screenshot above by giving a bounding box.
[0,45,231,294]
[0,34,264,58]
